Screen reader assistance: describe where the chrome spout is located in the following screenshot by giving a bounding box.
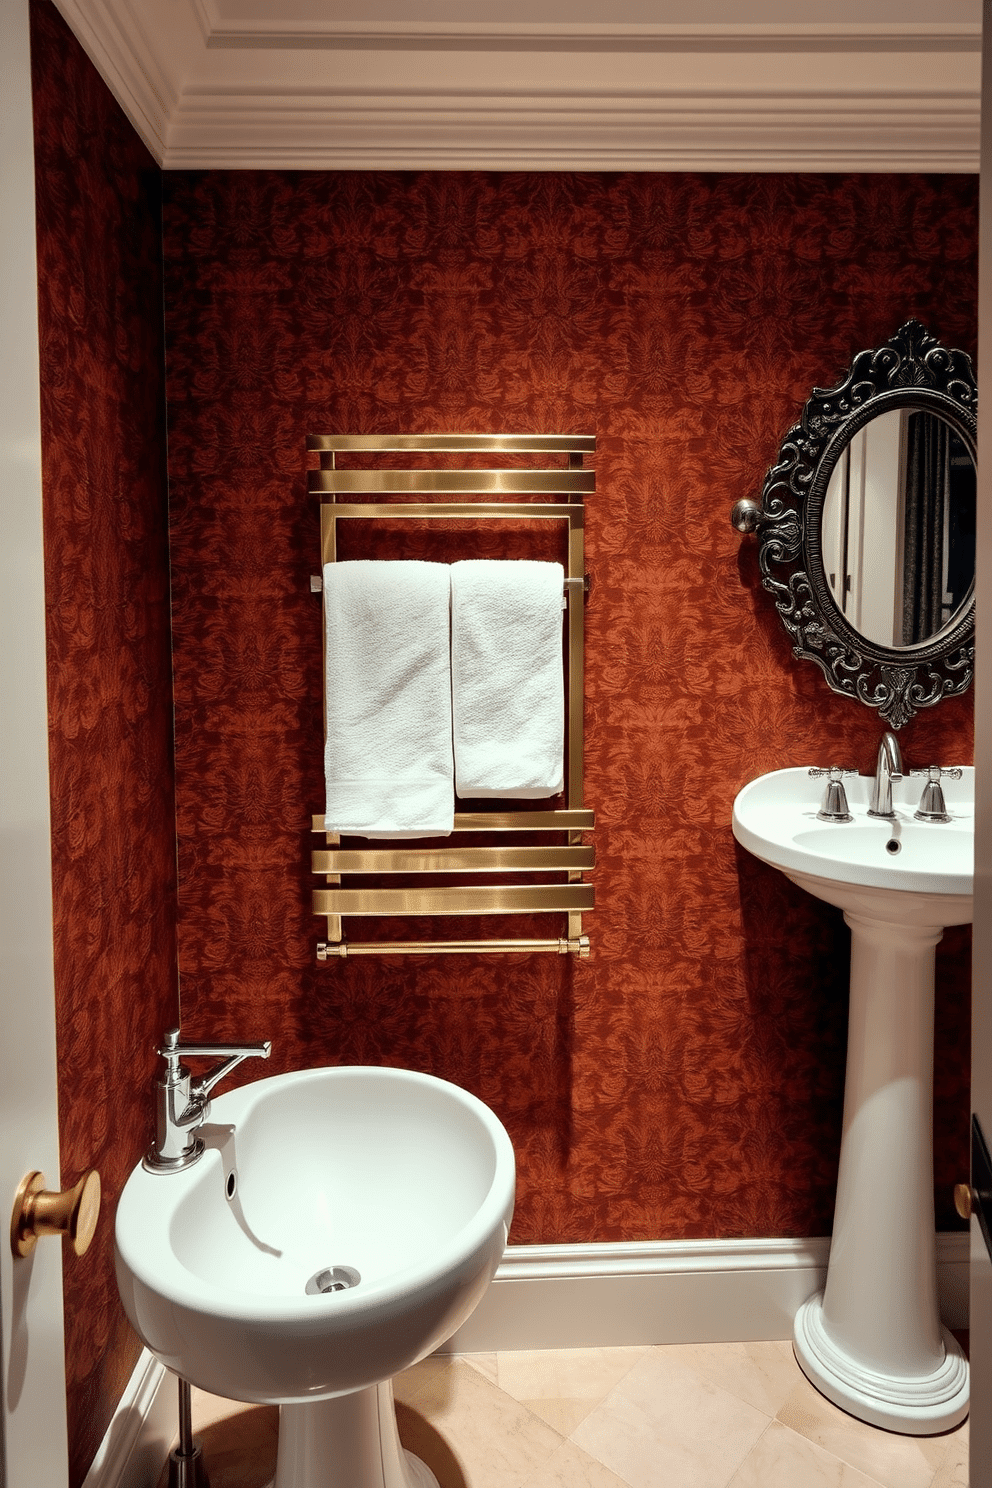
[867,732,904,819]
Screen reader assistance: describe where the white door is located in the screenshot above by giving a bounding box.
[0,0,70,1484]
[972,8,992,1485]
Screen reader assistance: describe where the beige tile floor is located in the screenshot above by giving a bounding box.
[160,1341,970,1488]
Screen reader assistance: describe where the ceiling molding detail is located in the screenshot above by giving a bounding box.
[51,1,981,172]
[193,8,980,54]
[52,0,177,160]
[163,93,978,174]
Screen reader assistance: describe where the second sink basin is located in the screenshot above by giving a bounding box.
[731,761,972,1433]
[732,766,973,917]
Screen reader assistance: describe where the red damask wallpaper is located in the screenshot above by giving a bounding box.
[28,8,977,1479]
[30,4,179,1485]
[163,170,975,1247]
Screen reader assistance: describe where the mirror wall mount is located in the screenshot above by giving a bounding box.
[734,320,976,728]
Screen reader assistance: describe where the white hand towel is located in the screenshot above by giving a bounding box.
[324,560,454,837]
[451,559,565,798]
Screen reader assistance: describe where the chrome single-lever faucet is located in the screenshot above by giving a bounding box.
[144,1027,271,1173]
[867,731,904,819]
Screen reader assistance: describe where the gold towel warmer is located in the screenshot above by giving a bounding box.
[309,433,595,960]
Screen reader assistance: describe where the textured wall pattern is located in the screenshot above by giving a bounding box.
[30,5,179,1484]
[163,172,974,1249]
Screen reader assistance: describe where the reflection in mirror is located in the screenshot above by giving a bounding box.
[735,321,976,728]
[822,410,976,649]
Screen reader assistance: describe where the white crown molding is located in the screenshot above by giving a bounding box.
[196,19,980,53]
[192,1,981,52]
[163,91,978,173]
[51,0,180,163]
[48,2,981,173]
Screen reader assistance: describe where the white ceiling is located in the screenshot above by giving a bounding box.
[52,0,982,170]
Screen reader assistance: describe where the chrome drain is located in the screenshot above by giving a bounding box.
[306,1265,361,1296]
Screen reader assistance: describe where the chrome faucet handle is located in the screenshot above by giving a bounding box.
[159,1028,272,1061]
[809,766,856,822]
[911,766,964,823]
[165,1031,272,1100]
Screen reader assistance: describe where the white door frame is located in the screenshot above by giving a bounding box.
[0,1,70,1484]
[972,8,992,1487]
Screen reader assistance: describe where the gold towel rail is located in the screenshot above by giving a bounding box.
[307,434,596,454]
[311,811,595,832]
[318,937,591,959]
[310,471,594,495]
[311,432,595,960]
[313,846,595,875]
[313,884,594,917]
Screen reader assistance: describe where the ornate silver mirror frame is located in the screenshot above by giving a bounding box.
[733,320,976,728]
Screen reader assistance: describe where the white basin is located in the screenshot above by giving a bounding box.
[116,1065,515,1487]
[732,765,973,915]
[732,764,972,1436]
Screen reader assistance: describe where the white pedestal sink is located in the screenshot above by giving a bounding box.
[733,766,972,1435]
[115,1065,515,1488]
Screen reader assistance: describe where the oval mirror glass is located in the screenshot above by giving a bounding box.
[820,408,976,650]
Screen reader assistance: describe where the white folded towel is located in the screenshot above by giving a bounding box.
[451,559,565,798]
[324,560,454,837]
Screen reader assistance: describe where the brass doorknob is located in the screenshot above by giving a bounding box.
[10,1169,101,1258]
[954,1182,977,1221]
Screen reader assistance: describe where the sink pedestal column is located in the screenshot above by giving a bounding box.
[271,1380,438,1488]
[792,909,969,1434]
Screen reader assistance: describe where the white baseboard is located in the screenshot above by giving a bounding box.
[444,1233,971,1352]
[82,1348,171,1488]
[88,1234,971,1487]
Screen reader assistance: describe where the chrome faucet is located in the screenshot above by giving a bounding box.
[867,731,904,819]
[144,1027,271,1173]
